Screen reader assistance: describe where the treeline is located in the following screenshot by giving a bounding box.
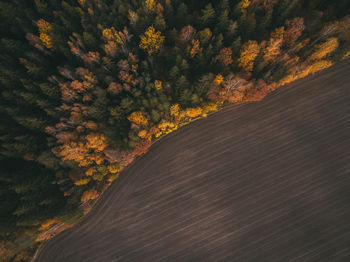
[0,0,349,260]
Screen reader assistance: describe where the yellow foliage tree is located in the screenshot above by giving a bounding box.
[74,178,91,186]
[186,107,203,118]
[128,111,148,125]
[201,103,218,117]
[39,33,54,49]
[238,40,260,71]
[170,104,180,117]
[240,0,251,12]
[108,164,119,174]
[343,50,350,60]
[39,218,59,231]
[37,19,54,49]
[156,121,178,137]
[139,26,165,55]
[263,27,284,63]
[309,37,339,61]
[85,133,108,152]
[276,60,333,87]
[102,27,130,45]
[154,80,163,90]
[214,74,224,85]
[299,60,334,78]
[145,0,157,12]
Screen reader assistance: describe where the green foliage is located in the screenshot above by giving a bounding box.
[272,65,288,82]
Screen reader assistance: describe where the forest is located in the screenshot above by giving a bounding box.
[0,0,349,260]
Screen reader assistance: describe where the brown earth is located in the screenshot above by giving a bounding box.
[36,60,350,262]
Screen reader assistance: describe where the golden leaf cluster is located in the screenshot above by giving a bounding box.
[56,133,108,167]
[240,0,251,12]
[186,107,203,118]
[145,0,157,12]
[74,178,91,186]
[309,37,339,61]
[37,19,54,49]
[343,50,350,60]
[102,27,124,45]
[154,80,163,90]
[275,60,333,87]
[214,74,224,85]
[108,164,119,174]
[139,26,165,55]
[39,33,54,49]
[127,111,149,126]
[170,104,180,117]
[238,40,260,71]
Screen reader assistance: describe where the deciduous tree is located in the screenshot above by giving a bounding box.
[139,26,165,55]
[238,40,260,71]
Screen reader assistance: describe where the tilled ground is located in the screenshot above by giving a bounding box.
[37,60,350,262]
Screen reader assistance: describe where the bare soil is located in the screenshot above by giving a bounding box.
[37,60,350,262]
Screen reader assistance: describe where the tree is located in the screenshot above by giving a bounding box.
[199,28,212,45]
[238,40,260,71]
[139,26,165,55]
[127,112,148,126]
[309,38,339,61]
[199,4,216,25]
[145,0,156,12]
[179,25,196,42]
[284,17,305,47]
[37,19,54,49]
[263,27,284,63]
[185,107,202,118]
[214,47,234,67]
[132,139,151,156]
[81,189,99,202]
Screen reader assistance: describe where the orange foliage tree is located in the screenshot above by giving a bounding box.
[55,133,108,167]
[133,139,152,156]
[214,47,234,66]
[243,79,268,102]
[186,107,203,118]
[284,17,305,47]
[186,39,202,58]
[81,189,99,202]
